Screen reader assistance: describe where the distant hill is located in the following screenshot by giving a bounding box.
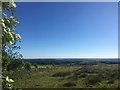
[24,58,119,64]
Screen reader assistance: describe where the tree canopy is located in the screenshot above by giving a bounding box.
[1,1,23,89]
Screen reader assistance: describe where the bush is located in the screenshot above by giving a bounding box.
[78,73,88,78]
[67,75,78,81]
[24,62,32,71]
[63,82,76,87]
[52,71,71,77]
[107,79,114,84]
[85,74,102,85]
[74,67,89,76]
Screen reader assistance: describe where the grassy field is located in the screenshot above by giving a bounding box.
[10,61,120,88]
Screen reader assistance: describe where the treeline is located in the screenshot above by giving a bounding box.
[25,59,120,66]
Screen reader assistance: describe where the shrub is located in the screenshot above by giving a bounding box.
[52,71,71,77]
[63,82,76,87]
[85,74,102,85]
[67,75,78,81]
[78,73,88,78]
[24,62,32,71]
[107,79,114,84]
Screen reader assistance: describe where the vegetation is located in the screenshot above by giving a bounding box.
[10,60,119,88]
[62,81,76,87]
[1,1,22,89]
[1,1,119,89]
[1,1,32,89]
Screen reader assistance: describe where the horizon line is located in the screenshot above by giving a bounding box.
[24,57,119,59]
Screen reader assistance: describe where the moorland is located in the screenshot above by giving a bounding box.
[11,59,120,88]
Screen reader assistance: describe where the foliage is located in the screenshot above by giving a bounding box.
[2,76,14,89]
[85,74,102,85]
[52,71,71,77]
[10,63,119,88]
[62,81,76,87]
[7,59,25,71]
[2,1,22,71]
[24,62,32,72]
[33,63,38,69]
[1,1,24,89]
[67,75,78,81]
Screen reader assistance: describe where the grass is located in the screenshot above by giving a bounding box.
[11,63,120,88]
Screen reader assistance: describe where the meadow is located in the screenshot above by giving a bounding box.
[10,59,120,88]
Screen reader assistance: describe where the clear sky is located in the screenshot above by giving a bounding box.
[15,2,118,59]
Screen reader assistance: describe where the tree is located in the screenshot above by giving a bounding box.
[1,1,23,89]
[2,1,22,70]
[24,62,32,72]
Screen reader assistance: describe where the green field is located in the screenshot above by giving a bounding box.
[10,61,120,88]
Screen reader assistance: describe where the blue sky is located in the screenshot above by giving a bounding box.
[15,2,118,59]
